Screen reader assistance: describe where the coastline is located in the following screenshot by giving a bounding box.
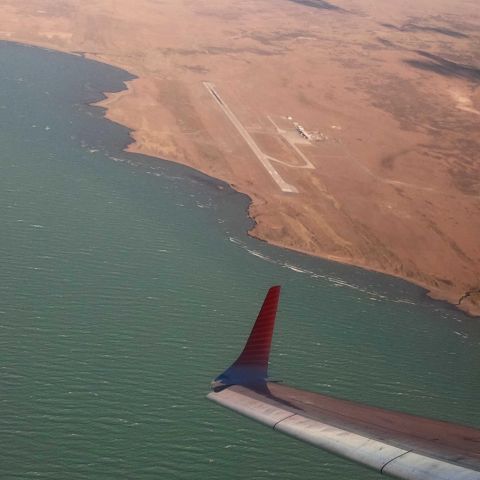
[1,0,479,317]
[100,78,479,317]
[247,228,476,315]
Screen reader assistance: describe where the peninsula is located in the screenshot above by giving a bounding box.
[1,0,479,315]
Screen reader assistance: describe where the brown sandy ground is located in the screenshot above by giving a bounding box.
[1,0,479,315]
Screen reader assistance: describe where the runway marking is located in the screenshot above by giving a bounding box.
[203,82,298,193]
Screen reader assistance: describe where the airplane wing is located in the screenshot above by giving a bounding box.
[208,286,480,480]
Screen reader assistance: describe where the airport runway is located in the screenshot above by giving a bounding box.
[204,82,298,193]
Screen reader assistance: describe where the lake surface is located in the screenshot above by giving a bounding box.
[1,41,479,479]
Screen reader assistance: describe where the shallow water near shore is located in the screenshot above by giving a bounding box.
[1,41,479,479]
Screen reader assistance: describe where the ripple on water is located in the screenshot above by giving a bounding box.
[1,41,479,480]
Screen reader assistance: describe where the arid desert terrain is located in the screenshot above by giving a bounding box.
[1,0,479,315]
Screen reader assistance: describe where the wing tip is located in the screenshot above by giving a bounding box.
[212,285,281,389]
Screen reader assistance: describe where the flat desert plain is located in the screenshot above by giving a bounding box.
[1,0,479,315]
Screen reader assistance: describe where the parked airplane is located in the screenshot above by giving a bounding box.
[208,286,480,480]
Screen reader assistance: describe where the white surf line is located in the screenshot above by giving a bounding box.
[203,82,298,193]
[268,116,315,169]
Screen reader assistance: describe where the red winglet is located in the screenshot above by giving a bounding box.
[232,285,280,369]
[213,286,281,387]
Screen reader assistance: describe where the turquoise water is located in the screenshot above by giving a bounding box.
[1,42,479,479]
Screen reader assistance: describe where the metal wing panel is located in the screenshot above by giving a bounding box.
[207,386,293,428]
[208,287,480,480]
[383,452,480,480]
[208,385,480,480]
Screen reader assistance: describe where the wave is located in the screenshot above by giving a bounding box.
[229,237,394,303]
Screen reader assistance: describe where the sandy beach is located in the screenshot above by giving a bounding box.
[1,0,479,315]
